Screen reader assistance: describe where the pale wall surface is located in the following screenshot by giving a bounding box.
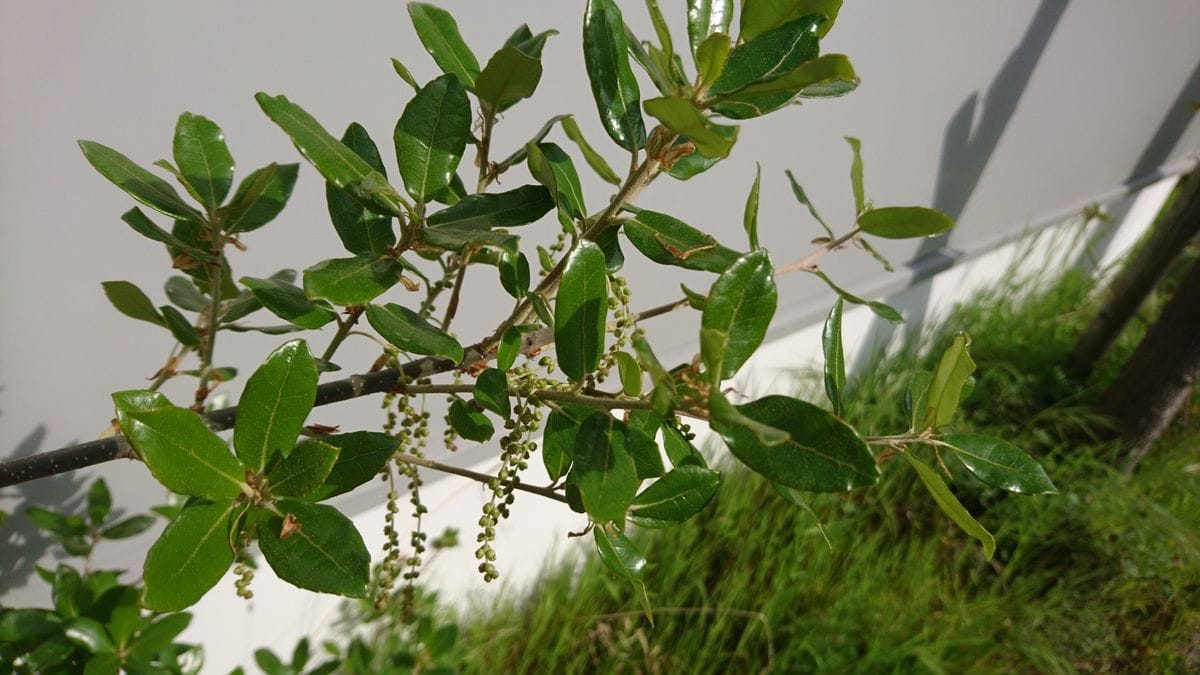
[1,0,1198,668]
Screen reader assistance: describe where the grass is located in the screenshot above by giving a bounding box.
[433,264,1200,674]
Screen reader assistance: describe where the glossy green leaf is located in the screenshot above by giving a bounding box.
[923,333,975,429]
[858,206,956,239]
[594,525,646,580]
[78,141,202,221]
[86,479,111,527]
[240,276,337,329]
[943,434,1058,495]
[694,33,731,91]
[572,413,638,522]
[687,0,733,56]
[643,96,737,158]
[631,331,677,417]
[366,303,464,362]
[221,163,301,233]
[626,28,678,97]
[740,0,841,41]
[555,241,608,381]
[644,0,674,57]
[661,424,706,467]
[497,323,538,371]
[625,409,666,479]
[310,432,401,500]
[744,162,761,249]
[159,305,200,347]
[391,57,420,91]
[115,403,247,500]
[164,276,206,312]
[408,2,480,89]
[51,564,82,617]
[119,207,198,253]
[526,143,587,221]
[785,169,832,236]
[448,399,494,442]
[266,439,339,498]
[629,465,720,527]
[476,46,543,112]
[844,135,867,215]
[624,209,740,273]
[614,351,643,396]
[421,223,519,254]
[905,369,933,432]
[708,16,822,119]
[561,116,622,185]
[425,185,553,230]
[663,125,739,180]
[723,52,858,101]
[142,500,238,611]
[394,74,471,202]
[106,587,141,649]
[505,24,558,58]
[100,515,155,540]
[700,250,777,381]
[65,617,116,654]
[126,613,191,660]
[498,251,531,300]
[255,93,404,216]
[713,394,878,491]
[234,339,319,471]
[101,280,163,326]
[172,112,234,209]
[823,298,845,417]
[303,254,407,306]
[327,123,396,256]
[25,506,83,539]
[812,270,904,325]
[583,0,647,151]
[473,368,510,418]
[708,389,788,446]
[772,483,832,547]
[0,608,62,643]
[595,225,626,271]
[543,404,593,481]
[906,452,995,560]
[259,499,370,597]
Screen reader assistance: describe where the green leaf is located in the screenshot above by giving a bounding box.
[593,525,646,580]
[234,340,319,472]
[259,499,370,597]
[771,483,832,548]
[785,169,832,236]
[700,249,777,380]
[844,135,866,215]
[723,52,858,101]
[394,74,471,202]
[421,223,519,254]
[221,163,301,234]
[78,140,202,221]
[571,414,638,522]
[327,123,396,256]
[625,410,666,479]
[505,24,559,58]
[310,432,401,500]
[812,270,903,325]
[391,57,420,91]
[51,564,82,617]
[267,438,340,498]
[526,143,587,221]
[823,299,845,417]
[709,16,822,119]
[115,402,247,500]
[240,276,337,329]
[858,206,956,239]
[708,389,788,446]
[663,125,739,180]
[366,303,464,362]
[65,617,116,654]
[662,424,706,467]
[905,453,995,560]
[694,33,731,92]
[614,352,643,397]
[255,93,404,216]
[498,252,531,300]
[632,331,677,417]
[543,404,593,481]
[942,434,1058,495]
[497,324,538,370]
[425,184,553,230]
[142,500,238,611]
[561,116,622,185]
[923,332,976,430]
[476,46,543,112]
[629,465,720,528]
[687,0,733,56]
[172,112,234,209]
[303,254,407,306]
[905,370,933,432]
[583,0,647,151]
[624,209,741,273]
[26,506,85,540]
[87,479,111,527]
[0,608,62,643]
[555,241,608,381]
[448,399,494,442]
[164,276,207,312]
[473,368,510,418]
[740,0,841,41]
[644,0,674,59]
[160,305,200,347]
[712,394,878,492]
[643,96,738,158]
[100,515,155,540]
[743,162,761,249]
[127,613,191,660]
[119,207,198,253]
[101,281,163,326]
[407,2,480,89]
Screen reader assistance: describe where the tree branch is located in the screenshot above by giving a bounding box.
[396,452,566,504]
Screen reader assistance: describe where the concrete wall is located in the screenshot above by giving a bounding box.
[1,1,1198,670]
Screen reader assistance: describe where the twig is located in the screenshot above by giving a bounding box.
[395,452,566,504]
